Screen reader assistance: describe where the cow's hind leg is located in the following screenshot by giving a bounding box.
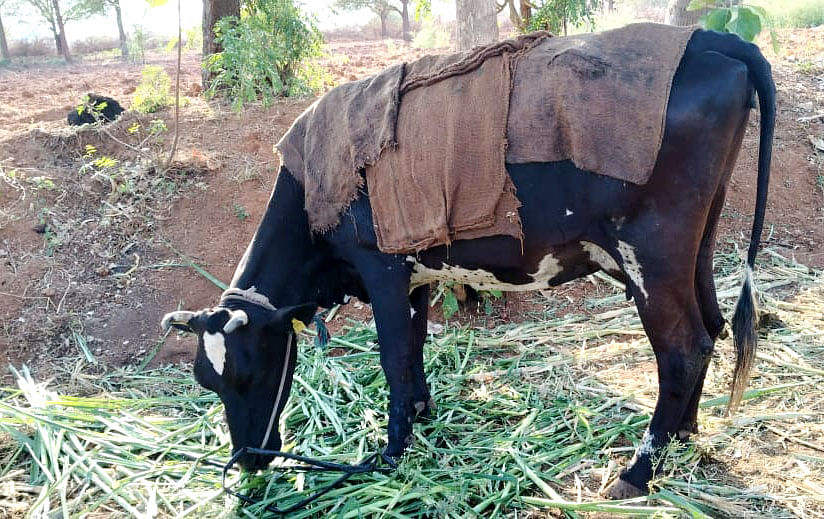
[679,190,728,439]
[606,264,713,498]
[409,285,434,419]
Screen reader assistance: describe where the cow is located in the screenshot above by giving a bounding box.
[67,94,125,126]
[161,29,774,499]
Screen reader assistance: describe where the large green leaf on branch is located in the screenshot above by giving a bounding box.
[701,8,732,32]
[725,6,762,42]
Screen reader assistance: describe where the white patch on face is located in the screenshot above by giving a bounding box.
[565,208,574,216]
[410,306,416,318]
[616,241,648,302]
[408,253,562,292]
[203,331,227,376]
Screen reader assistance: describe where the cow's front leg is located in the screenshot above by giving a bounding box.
[409,285,434,420]
[369,279,417,459]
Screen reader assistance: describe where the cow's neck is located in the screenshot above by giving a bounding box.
[228,170,319,307]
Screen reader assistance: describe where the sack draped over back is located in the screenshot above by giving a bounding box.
[275,23,699,253]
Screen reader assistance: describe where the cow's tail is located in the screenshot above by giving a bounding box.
[705,33,776,413]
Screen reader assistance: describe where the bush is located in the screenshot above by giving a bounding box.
[132,66,174,113]
[204,0,324,109]
[72,36,120,56]
[412,18,451,49]
[8,37,54,57]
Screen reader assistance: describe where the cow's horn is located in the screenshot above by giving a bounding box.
[223,309,249,333]
[161,310,197,331]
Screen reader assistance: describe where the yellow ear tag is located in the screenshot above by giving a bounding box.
[291,318,306,334]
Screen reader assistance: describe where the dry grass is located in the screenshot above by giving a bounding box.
[0,249,821,518]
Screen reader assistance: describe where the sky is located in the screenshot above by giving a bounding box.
[4,0,456,44]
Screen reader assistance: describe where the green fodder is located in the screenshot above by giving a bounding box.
[0,249,821,517]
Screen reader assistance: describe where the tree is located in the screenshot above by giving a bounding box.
[103,0,128,58]
[202,0,240,86]
[498,0,532,30]
[665,0,707,25]
[524,0,602,35]
[334,0,411,41]
[0,0,12,62]
[456,0,498,51]
[25,0,104,61]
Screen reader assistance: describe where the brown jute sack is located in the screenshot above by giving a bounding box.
[506,23,699,180]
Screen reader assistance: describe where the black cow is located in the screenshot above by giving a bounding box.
[67,94,125,126]
[162,30,774,499]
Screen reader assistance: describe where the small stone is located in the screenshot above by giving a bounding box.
[42,287,57,297]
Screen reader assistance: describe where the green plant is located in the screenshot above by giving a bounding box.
[128,24,149,64]
[232,202,250,220]
[527,0,603,34]
[412,18,450,49]
[132,65,174,113]
[204,0,324,109]
[688,0,777,48]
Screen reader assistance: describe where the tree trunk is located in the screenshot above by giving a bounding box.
[519,0,531,28]
[50,23,61,55]
[665,0,706,25]
[113,0,129,58]
[400,0,410,41]
[0,10,10,61]
[202,0,240,87]
[52,0,71,62]
[380,9,387,38]
[456,0,499,51]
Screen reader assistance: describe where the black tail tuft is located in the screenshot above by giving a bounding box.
[728,267,757,414]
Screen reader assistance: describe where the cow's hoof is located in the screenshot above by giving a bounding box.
[604,478,647,500]
[412,397,436,420]
[380,450,399,468]
[677,422,698,441]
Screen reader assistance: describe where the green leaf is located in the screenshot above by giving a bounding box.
[687,0,720,11]
[442,288,459,320]
[725,6,762,42]
[145,0,168,6]
[703,8,732,32]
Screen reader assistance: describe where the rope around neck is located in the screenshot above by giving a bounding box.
[260,332,293,449]
[220,286,277,312]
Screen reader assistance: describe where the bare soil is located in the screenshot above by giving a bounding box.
[0,30,822,375]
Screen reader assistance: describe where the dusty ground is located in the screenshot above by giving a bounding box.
[0,29,822,372]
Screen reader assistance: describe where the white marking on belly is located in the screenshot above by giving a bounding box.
[581,241,619,272]
[203,332,227,376]
[616,241,648,301]
[565,208,574,216]
[408,253,562,292]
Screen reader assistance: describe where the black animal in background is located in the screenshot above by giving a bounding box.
[67,94,125,126]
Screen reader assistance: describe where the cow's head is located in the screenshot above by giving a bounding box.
[161,297,315,471]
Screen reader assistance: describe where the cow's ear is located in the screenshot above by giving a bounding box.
[269,304,317,333]
[161,311,205,333]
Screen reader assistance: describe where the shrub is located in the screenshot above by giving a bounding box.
[132,66,173,113]
[8,37,53,57]
[204,0,324,109]
[412,18,451,49]
[72,36,120,56]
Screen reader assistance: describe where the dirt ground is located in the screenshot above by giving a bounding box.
[0,28,822,375]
